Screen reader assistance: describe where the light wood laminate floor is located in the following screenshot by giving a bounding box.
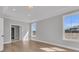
[3,40,75,52]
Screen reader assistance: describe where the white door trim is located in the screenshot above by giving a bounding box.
[0,18,4,51]
[10,24,22,43]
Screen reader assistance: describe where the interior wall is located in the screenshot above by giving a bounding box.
[35,13,79,50]
[4,18,30,43]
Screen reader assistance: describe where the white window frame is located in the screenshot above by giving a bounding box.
[63,11,79,42]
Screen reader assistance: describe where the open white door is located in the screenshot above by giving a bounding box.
[0,18,4,51]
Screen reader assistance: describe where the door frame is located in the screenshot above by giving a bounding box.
[10,24,22,43]
[0,18,4,51]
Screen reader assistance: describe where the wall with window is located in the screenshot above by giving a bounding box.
[35,11,79,51]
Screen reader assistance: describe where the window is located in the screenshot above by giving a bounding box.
[31,22,37,37]
[63,12,79,41]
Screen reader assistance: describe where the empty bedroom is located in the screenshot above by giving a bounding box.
[0,6,79,52]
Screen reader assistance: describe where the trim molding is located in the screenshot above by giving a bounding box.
[32,39,79,51]
[4,41,11,44]
[4,40,22,44]
[0,47,3,51]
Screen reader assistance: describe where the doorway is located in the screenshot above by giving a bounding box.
[11,25,20,42]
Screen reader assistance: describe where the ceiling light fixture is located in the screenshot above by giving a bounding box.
[28,6,33,9]
[27,14,31,16]
[26,6,33,11]
[12,8,16,11]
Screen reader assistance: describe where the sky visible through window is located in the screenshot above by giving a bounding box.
[32,22,36,31]
[64,13,79,29]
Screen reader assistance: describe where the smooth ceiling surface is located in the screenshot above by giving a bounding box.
[1,6,79,23]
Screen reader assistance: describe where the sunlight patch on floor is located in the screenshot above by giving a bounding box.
[50,47,67,51]
[23,32,29,41]
[40,47,67,52]
[40,48,56,52]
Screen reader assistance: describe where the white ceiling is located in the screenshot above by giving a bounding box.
[1,6,79,23]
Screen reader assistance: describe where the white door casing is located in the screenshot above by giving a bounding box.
[0,18,4,51]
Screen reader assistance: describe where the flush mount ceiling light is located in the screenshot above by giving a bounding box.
[26,6,33,11]
[12,8,16,11]
[27,14,31,16]
[27,6,33,9]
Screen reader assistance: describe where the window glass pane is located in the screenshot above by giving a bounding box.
[32,22,36,35]
[32,22,36,31]
[64,13,79,40]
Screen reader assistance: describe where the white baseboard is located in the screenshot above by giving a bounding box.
[32,39,79,51]
[4,41,11,44]
[0,45,3,51]
[4,40,21,44]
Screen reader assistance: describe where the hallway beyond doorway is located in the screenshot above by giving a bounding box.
[11,25,20,42]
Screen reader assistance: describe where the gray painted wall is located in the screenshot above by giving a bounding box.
[36,13,79,50]
[4,18,30,43]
